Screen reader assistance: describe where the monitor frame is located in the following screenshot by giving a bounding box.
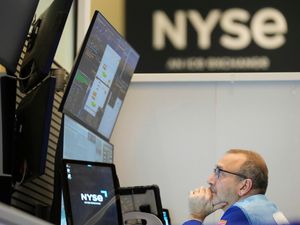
[162,208,172,225]
[19,0,73,93]
[62,114,114,163]
[50,114,115,224]
[119,185,164,224]
[61,159,123,225]
[13,76,56,183]
[59,10,139,142]
[0,0,39,74]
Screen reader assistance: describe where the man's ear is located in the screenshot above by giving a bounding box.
[238,179,253,196]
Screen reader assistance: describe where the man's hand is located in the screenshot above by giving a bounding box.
[188,187,226,222]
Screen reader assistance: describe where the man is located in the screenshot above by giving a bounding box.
[183,149,289,225]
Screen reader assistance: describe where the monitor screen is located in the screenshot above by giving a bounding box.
[59,115,114,225]
[13,76,56,182]
[19,0,73,93]
[61,159,123,225]
[60,10,140,141]
[55,114,114,225]
[119,185,164,224]
[162,208,172,225]
[62,115,113,163]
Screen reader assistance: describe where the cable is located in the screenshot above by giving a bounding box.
[0,73,34,81]
[14,162,27,187]
[0,73,17,80]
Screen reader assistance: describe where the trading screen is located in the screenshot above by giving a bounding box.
[63,115,113,163]
[62,12,139,140]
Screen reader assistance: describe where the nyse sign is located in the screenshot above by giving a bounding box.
[153,8,287,50]
[125,0,300,73]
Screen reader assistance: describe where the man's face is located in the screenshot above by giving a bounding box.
[207,153,247,211]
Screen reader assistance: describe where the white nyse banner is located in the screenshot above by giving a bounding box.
[125,0,300,73]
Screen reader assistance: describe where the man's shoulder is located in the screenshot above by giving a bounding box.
[220,205,250,225]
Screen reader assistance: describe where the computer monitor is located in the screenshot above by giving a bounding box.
[119,185,164,224]
[60,10,140,141]
[62,115,113,163]
[162,208,172,225]
[61,159,123,225]
[13,76,56,182]
[0,0,39,74]
[55,114,114,225]
[19,0,73,93]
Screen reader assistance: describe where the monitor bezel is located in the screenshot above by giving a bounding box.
[61,158,123,225]
[119,185,164,223]
[13,76,56,182]
[49,114,115,224]
[59,10,139,142]
[19,0,73,93]
[162,208,172,225]
[61,114,114,163]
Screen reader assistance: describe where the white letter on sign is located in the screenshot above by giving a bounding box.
[187,9,221,49]
[251,8,287,49]
[153,10,187,50]
[220,8,251,50]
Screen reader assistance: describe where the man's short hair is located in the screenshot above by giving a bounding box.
[227,149,269,194]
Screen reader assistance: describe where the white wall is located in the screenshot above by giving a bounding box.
[111,73,300,224]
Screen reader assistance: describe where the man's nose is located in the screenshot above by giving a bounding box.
[207,172,216,185]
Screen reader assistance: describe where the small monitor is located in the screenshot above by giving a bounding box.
[162,208,172,225]
[60,10,140,141]
[61,159,123,225]
[13,76,56,182]
[119,185,164,224]
[19,0,73,93]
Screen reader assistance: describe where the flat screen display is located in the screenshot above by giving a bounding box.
[62,159,122,225]
[14,77,55,182]
[60,10,139,141]
[60,114,113,225]
[19,0,73,93]
[62,115,113,163]
[163,208,171,225]
[0,0,39,74]
[119,185,164,224]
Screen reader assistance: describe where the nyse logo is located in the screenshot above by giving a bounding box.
[153,7,288,50]
[80,190,108,205]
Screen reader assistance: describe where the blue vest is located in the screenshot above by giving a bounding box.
[232,194,289,225]
[182,195,289,225]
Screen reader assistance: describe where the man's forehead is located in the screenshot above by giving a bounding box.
[217,153,247,168]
